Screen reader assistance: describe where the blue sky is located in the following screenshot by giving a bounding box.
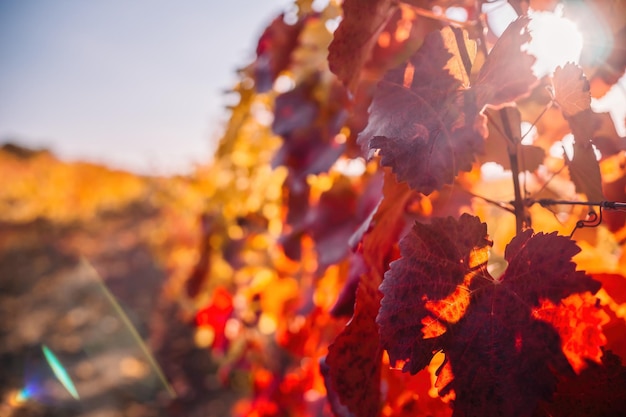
[0,1,290,174]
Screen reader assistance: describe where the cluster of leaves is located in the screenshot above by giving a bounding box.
[187,0,626,416]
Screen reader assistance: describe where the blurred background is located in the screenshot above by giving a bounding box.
[0,0,290,175]
[0,2,292,416]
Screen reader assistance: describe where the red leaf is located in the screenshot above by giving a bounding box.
[195,286,234,351]
[377,214,493,374]
[533,293,609,373]
[549,64,605,201]
[328,0,398,90]
[253,14,306,92]
[310,174,382,271]
[569,137,605,202]
[324,275,383,417]
[536,349,626,417]
[324,173,416,417]
[474,16,538,108]
[377,215,601,416]
[272,76,348,179]
[593,273,626,305]
[359,28,484,194]
[590,112,626,159]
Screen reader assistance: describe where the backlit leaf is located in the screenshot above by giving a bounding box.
[536,350,626,417]
[359,28,484,194]
[253,14,306,92]
[552,63,591,118]
[324,172,416,417]
[328,0,398,90]
[378,215,601,416]
[474,16,538,108]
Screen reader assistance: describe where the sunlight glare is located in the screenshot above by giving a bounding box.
[481,162,509,180]
[482,0,518,37]
[445,7,468,23]
[591,72,626,136]
[526,8,583,77]
[42,345,80,400]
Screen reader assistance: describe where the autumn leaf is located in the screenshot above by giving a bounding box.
[535,349,626,417]
[272,76,348,179]
[473,16,538,108]
[310,174,382,271]
[590,112,626,159]
[358,27,484,195]
[552,63,591,118]
[594,273,626,305]
[440,25,476,87]
[323,274,383,417]
[533,293,609,373]
[328,0,398,90]
[324,172,416,417]
[377,214,493,375]
[377,215,601,416]
[549,63,605,201]
[566,136,605,202]
[195,286,234,352]
[253,14,306,92]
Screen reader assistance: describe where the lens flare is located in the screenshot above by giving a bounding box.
[526,8,584,77]
[42,345,79,400]
[81,258,176,398]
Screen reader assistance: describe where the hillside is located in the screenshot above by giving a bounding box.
[0,144,234,417]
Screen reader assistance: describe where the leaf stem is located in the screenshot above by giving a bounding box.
[500,108,527,234]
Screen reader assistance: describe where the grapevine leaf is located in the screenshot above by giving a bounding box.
[310,174,382,271]
[377,215,601,417]
[533,293,609,373]
[590,112,626,159]
[474,16,538,108]
[253,14,306,92]
[324,172,415,417]
[359,28,484,195]
[272,76,348,179]
[536,350,626,417]
[440,26,476,86]
[552,63,591,118]
[272,76,349,260]
[328,0,398,90]
[567,137,605,202]
[377,214,493,375]
[324,275,383,417]
[593,273,626,304]
[551,64,604,200]
[330,252,368,317]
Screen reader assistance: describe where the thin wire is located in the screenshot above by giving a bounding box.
[460,187,516,213]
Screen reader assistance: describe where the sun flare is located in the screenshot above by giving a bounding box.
[525,8,584,77]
